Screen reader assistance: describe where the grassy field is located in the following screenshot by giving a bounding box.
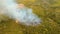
[0,0,60,34]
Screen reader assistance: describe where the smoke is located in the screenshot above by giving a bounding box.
[0,0,42,26]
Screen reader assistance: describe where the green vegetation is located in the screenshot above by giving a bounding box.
[0,0,60,34]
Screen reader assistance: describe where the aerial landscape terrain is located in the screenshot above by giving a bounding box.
[0,0,60,34]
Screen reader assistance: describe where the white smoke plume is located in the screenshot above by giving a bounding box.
[0,0,41,26]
